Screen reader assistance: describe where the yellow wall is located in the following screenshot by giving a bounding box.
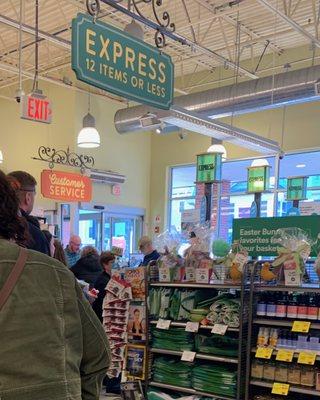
[0,82,151,220]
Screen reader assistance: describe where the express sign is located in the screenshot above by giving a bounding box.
[72,13,174,110]
[21,94,52,124]
[41,170,92,202]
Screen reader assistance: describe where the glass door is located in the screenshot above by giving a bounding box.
[79,210,103,251]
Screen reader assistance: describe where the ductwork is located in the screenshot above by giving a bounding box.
[115,65,320,134]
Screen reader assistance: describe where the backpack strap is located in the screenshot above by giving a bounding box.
[0,247,28,311]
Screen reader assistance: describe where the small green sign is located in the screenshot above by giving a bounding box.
[196,152,222,183]
[72,13,174,109]
[247,166,270,193]
[287,176,307,201]
[232,216,320,257]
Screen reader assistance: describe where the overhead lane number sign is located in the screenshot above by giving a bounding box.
[72,13,174,110]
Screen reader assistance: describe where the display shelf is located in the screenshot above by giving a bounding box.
[254,284,320,293]
[250,379,320,397]
[149,320,240,332]
[253,318,320,330]
[149,381,236,400]
[150,282,241,290]
[150,347,238,364]
[251,347,320,360]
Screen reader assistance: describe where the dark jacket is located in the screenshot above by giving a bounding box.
[0,239,110,400]
[92,271,111,322]
[21,209,50,255]
[71,254,103,286]
[142,249,161,266]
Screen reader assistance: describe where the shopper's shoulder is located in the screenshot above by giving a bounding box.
[27,249,70,273]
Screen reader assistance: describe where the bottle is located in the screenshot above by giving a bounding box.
[287,294,298,319]
[297,294,308,320]
[308,295,318,321]
[276,294,287,318]
[269,328,278,348]
[257,294,267,317]
[266,294,276,318]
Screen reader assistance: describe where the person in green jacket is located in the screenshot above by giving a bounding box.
[0,169,110,400]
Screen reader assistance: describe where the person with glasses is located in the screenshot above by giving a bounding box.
[7,171,50,255]
[65,234,82,267]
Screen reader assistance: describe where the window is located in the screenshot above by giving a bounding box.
[167,149,320,241]
[168,165,196,232]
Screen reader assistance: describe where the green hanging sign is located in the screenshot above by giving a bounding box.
[72,13,174,110]
[247,166,270,193]
[287,176,308,201]
[196,152,222,183]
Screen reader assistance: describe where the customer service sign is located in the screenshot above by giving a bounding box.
[71,13,174,109]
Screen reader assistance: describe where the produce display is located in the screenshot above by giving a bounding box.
[152,358,192,388]
[152,357,237,396]
[149,288,241,328]
[192,364,237,397]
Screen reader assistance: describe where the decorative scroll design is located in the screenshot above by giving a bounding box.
[86,0,101,17]
[131,0,176,48]
[32,146,95,173]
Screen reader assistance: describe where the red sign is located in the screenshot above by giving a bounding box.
[21,94,52,124]
[41,170,92,202]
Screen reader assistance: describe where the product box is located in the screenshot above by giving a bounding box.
[158,265,173,282]
[196,268,213,284]
[185,266,196,282]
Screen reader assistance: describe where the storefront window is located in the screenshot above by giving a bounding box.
[168,151,320,239]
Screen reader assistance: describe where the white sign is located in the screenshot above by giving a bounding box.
[156,319,171,330]
[284,269,301,286]
[211,324,228,335]
[185,266,196,282]
[159,266,171,282]
[300,201,320,216]
[181,351,196,362]
[195,268,210,284]
[185,322,199,333]
[233,252,248,272]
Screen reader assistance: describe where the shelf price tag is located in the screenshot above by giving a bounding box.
[276,349,294,363]
[255,347,273,359]
[185,322,199,333]
[156,319,171,330]
[272,382,289,396]
[292,321,311,333]
[297,351,317,365]
[211,324,228,335]
[181,351,196,362]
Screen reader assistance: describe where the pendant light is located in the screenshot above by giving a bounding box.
[207,139,227,161]
[77,94,100,148]
[0,150,3,164]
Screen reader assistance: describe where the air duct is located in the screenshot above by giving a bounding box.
[114,65,320,134]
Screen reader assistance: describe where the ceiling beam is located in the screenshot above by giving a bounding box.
[100,0,258,79]
[257,0,320,48]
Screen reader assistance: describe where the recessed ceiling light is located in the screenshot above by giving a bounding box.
[296,164,306,168]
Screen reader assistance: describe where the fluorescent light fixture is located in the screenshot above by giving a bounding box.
[207,144,227,161]
[296,163,306,168]
[77,113,100,148]
[0,150,3,163]
[251,158,270,167]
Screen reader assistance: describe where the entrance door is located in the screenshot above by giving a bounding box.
[79,210,102,251]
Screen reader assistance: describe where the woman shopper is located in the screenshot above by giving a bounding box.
[0,170,110,400]
[71,245,102,286]
[92,251,115,322]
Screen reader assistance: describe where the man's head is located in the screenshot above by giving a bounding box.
[138,236,154,256]
[7,171,37,215]
[69,235,82,253]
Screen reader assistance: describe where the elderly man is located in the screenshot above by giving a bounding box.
[65,235,82,268]
[138,236,160,266]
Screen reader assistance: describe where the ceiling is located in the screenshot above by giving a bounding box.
[0,0,320,102]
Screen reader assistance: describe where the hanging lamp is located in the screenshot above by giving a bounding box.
[77,94,100,148]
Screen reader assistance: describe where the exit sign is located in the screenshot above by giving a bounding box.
[21,93,52,124]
